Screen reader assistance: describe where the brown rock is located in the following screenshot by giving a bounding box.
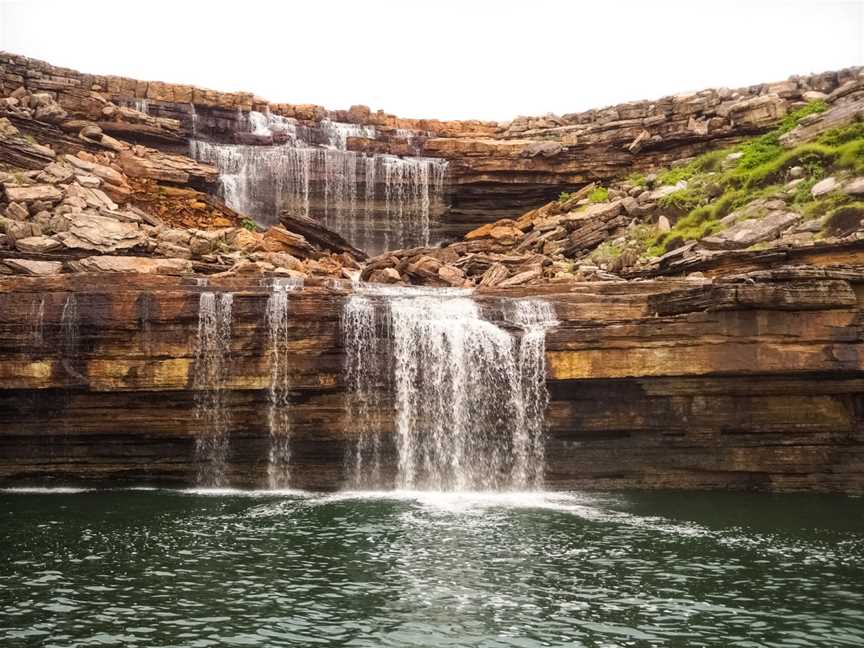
[478,262,509,287]
[4,202,29,221]
[3,258,63,276]
[3,184,63,204]
[57,213,145,252]
[438,264,466,286]
[368,267,401,284]
[71,255,193,274]
[14,235,62,253]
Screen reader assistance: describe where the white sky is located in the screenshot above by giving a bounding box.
[1,0,863,121]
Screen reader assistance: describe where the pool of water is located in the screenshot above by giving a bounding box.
[2,489,863,647]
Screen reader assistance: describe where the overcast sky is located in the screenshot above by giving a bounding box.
[1,0,862,121]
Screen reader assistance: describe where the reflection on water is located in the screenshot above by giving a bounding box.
[1,490,863,647]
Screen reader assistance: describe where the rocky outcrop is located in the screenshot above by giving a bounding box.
[0,270,861,492]
[5,50,861,239]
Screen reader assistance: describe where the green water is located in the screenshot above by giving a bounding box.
[1,489,863,647]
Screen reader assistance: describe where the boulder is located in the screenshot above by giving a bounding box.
[34,102,67,124]
[65,154,127,186]
[843,177,864,196]
[701,211,800,250]
[3,184,63,205]
[4,202,29,221]
[0,218,34,241]
[37,161,75,185]
[478,262,509,287]
[520,141,563,158]
[368,267,401,284]
[14,235,62,254]
[488,224,523,244]
[438,264,466,286]
[811,177,839,198]
[498,268,541,287]
[57,214,146,252]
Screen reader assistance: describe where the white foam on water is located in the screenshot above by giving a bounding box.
[178,487,311,497]
[1,487,92,494]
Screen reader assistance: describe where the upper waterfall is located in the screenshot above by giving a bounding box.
[343,286,557,491]
[189,109,448,255]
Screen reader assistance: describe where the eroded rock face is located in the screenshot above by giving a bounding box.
[4,50,861,237]
[0,272,862,493]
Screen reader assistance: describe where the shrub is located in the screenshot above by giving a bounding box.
[588,186,609,203]
[736,143,837,188]
[241,218,257,232]
[817,120,864,147]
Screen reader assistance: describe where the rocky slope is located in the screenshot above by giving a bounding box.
[0,83,366,281]
[361,85,864,288]
[4,51,861,238]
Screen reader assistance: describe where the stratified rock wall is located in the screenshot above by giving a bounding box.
[4,51,861,239]
[0,273,862,493]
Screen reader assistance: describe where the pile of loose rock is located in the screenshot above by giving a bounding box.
[0,89,364,280]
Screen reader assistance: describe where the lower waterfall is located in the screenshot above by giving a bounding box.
[343,287,557,491]
[265,278,304,488]
[192,292,234,486]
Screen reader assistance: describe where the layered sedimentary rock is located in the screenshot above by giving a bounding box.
[5,51,860,242]
[0,271,862,493]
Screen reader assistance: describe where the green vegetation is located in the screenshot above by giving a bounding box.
[588,186,609,203]
[593,224,657,270]
[241,218,257,232]
[627,173,647,188]
[656,149,727,186]
[559,185,610,205]
[642,100,864,256]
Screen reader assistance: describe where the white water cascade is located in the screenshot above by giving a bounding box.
[343,287,557,491]
[190,110,447,254]
[193,292,234,486]
[30,297,45,347]
[265,277,304,488]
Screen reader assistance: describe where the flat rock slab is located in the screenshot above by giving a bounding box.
[3,184,63,204]
[14,235,61,254]
[57,213,145,252]
[70,255,193,274]
[702,211,800,250]
[2,258,63,275]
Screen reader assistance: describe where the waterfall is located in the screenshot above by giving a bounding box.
[189,116,447,254]
[189,103,199,136]
[343,287,557,491]
[265,278,304,488]
[30,297,45,347]
[505,300,559,489]
[343,294,387,488]
[193,292,234,486]
[60,295,80,368]
[320,118,376,149]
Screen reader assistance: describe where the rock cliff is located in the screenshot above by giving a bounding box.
[4,51,860,240]
[2,51,864,494]
[0,271,861,492]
